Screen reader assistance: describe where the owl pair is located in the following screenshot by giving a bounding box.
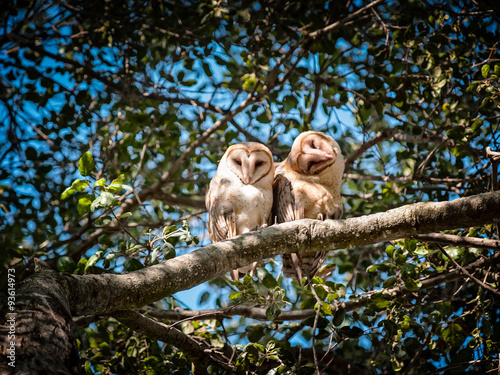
[206,131,345,284]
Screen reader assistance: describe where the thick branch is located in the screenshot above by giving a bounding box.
[64,191,500,316]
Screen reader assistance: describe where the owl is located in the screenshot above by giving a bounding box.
[206,142,275,280]
[273,131,344,284]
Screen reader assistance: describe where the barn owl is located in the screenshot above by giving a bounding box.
[273,131,344,284]
[206,142,275,280]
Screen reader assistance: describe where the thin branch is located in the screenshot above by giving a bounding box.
[150,192,206,210]
[344,172,480,185]
[308,0,386,38]
[345,128,456,168]
[414,233,500,250]
[113,310,234,372]
[436,243,500,296]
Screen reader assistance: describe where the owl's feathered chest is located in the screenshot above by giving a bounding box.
[209,175,273,234]
[285,166,343,219]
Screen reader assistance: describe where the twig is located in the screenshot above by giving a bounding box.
[414,233,500,251]
[436,243,500,296]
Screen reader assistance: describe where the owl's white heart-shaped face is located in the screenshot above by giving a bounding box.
[226,145,274,185]
[289,132,341,175]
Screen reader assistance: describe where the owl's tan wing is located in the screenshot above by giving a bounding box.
[206,178,236,242]
[273,172,306,282]
[272,172,303,224]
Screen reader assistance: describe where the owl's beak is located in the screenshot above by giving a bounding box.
[309,149,335,162]
[242,163,252,184]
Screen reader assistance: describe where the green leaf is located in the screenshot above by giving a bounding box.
[124,258,144,272]
[366,264,379,272]
[78,151,94,176]
[61,187,76,200]
[90,191,115,211]
[332,308,345,326]
[71,179,89,192]
[481,64,490,79]
[442,324,464,346]
[199,292,210,305]
[247,325,264,343]
[242,73,257,91]
[210,333,225,348]
[98,234,113,247]
[161,242,176,260]
[149,247,160,264]
[84,251,102,273]
[385,245,396,258]
[77,258,88,273]
[262,273,279,289]
[383,276,397,288]
[57,256,77,273]
[370,296,391,310]
[265,304,281,320]
[108,183,133,193]
[229,291,243,301]
[338,326,363,338]
[77,196,93,216]
[413,247,429,256]
[403,277,422,291]
[321,302,333,316]
[95,178,106,187]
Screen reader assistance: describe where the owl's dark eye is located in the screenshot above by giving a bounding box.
[311,141,316,149]
[235,159,242,166]
[255,161,264,167]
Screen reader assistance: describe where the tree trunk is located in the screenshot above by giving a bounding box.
[0,261,80,375]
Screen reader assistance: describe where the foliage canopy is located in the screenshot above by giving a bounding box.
[1,0,500,373]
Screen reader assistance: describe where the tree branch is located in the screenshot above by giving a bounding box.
[414,233,500,250]
[64,190,500,316]
[139,249,500,324]
[113,310,234,373]
[308,0,386,39]
[344,128,457,169]
[344,172,480,185]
